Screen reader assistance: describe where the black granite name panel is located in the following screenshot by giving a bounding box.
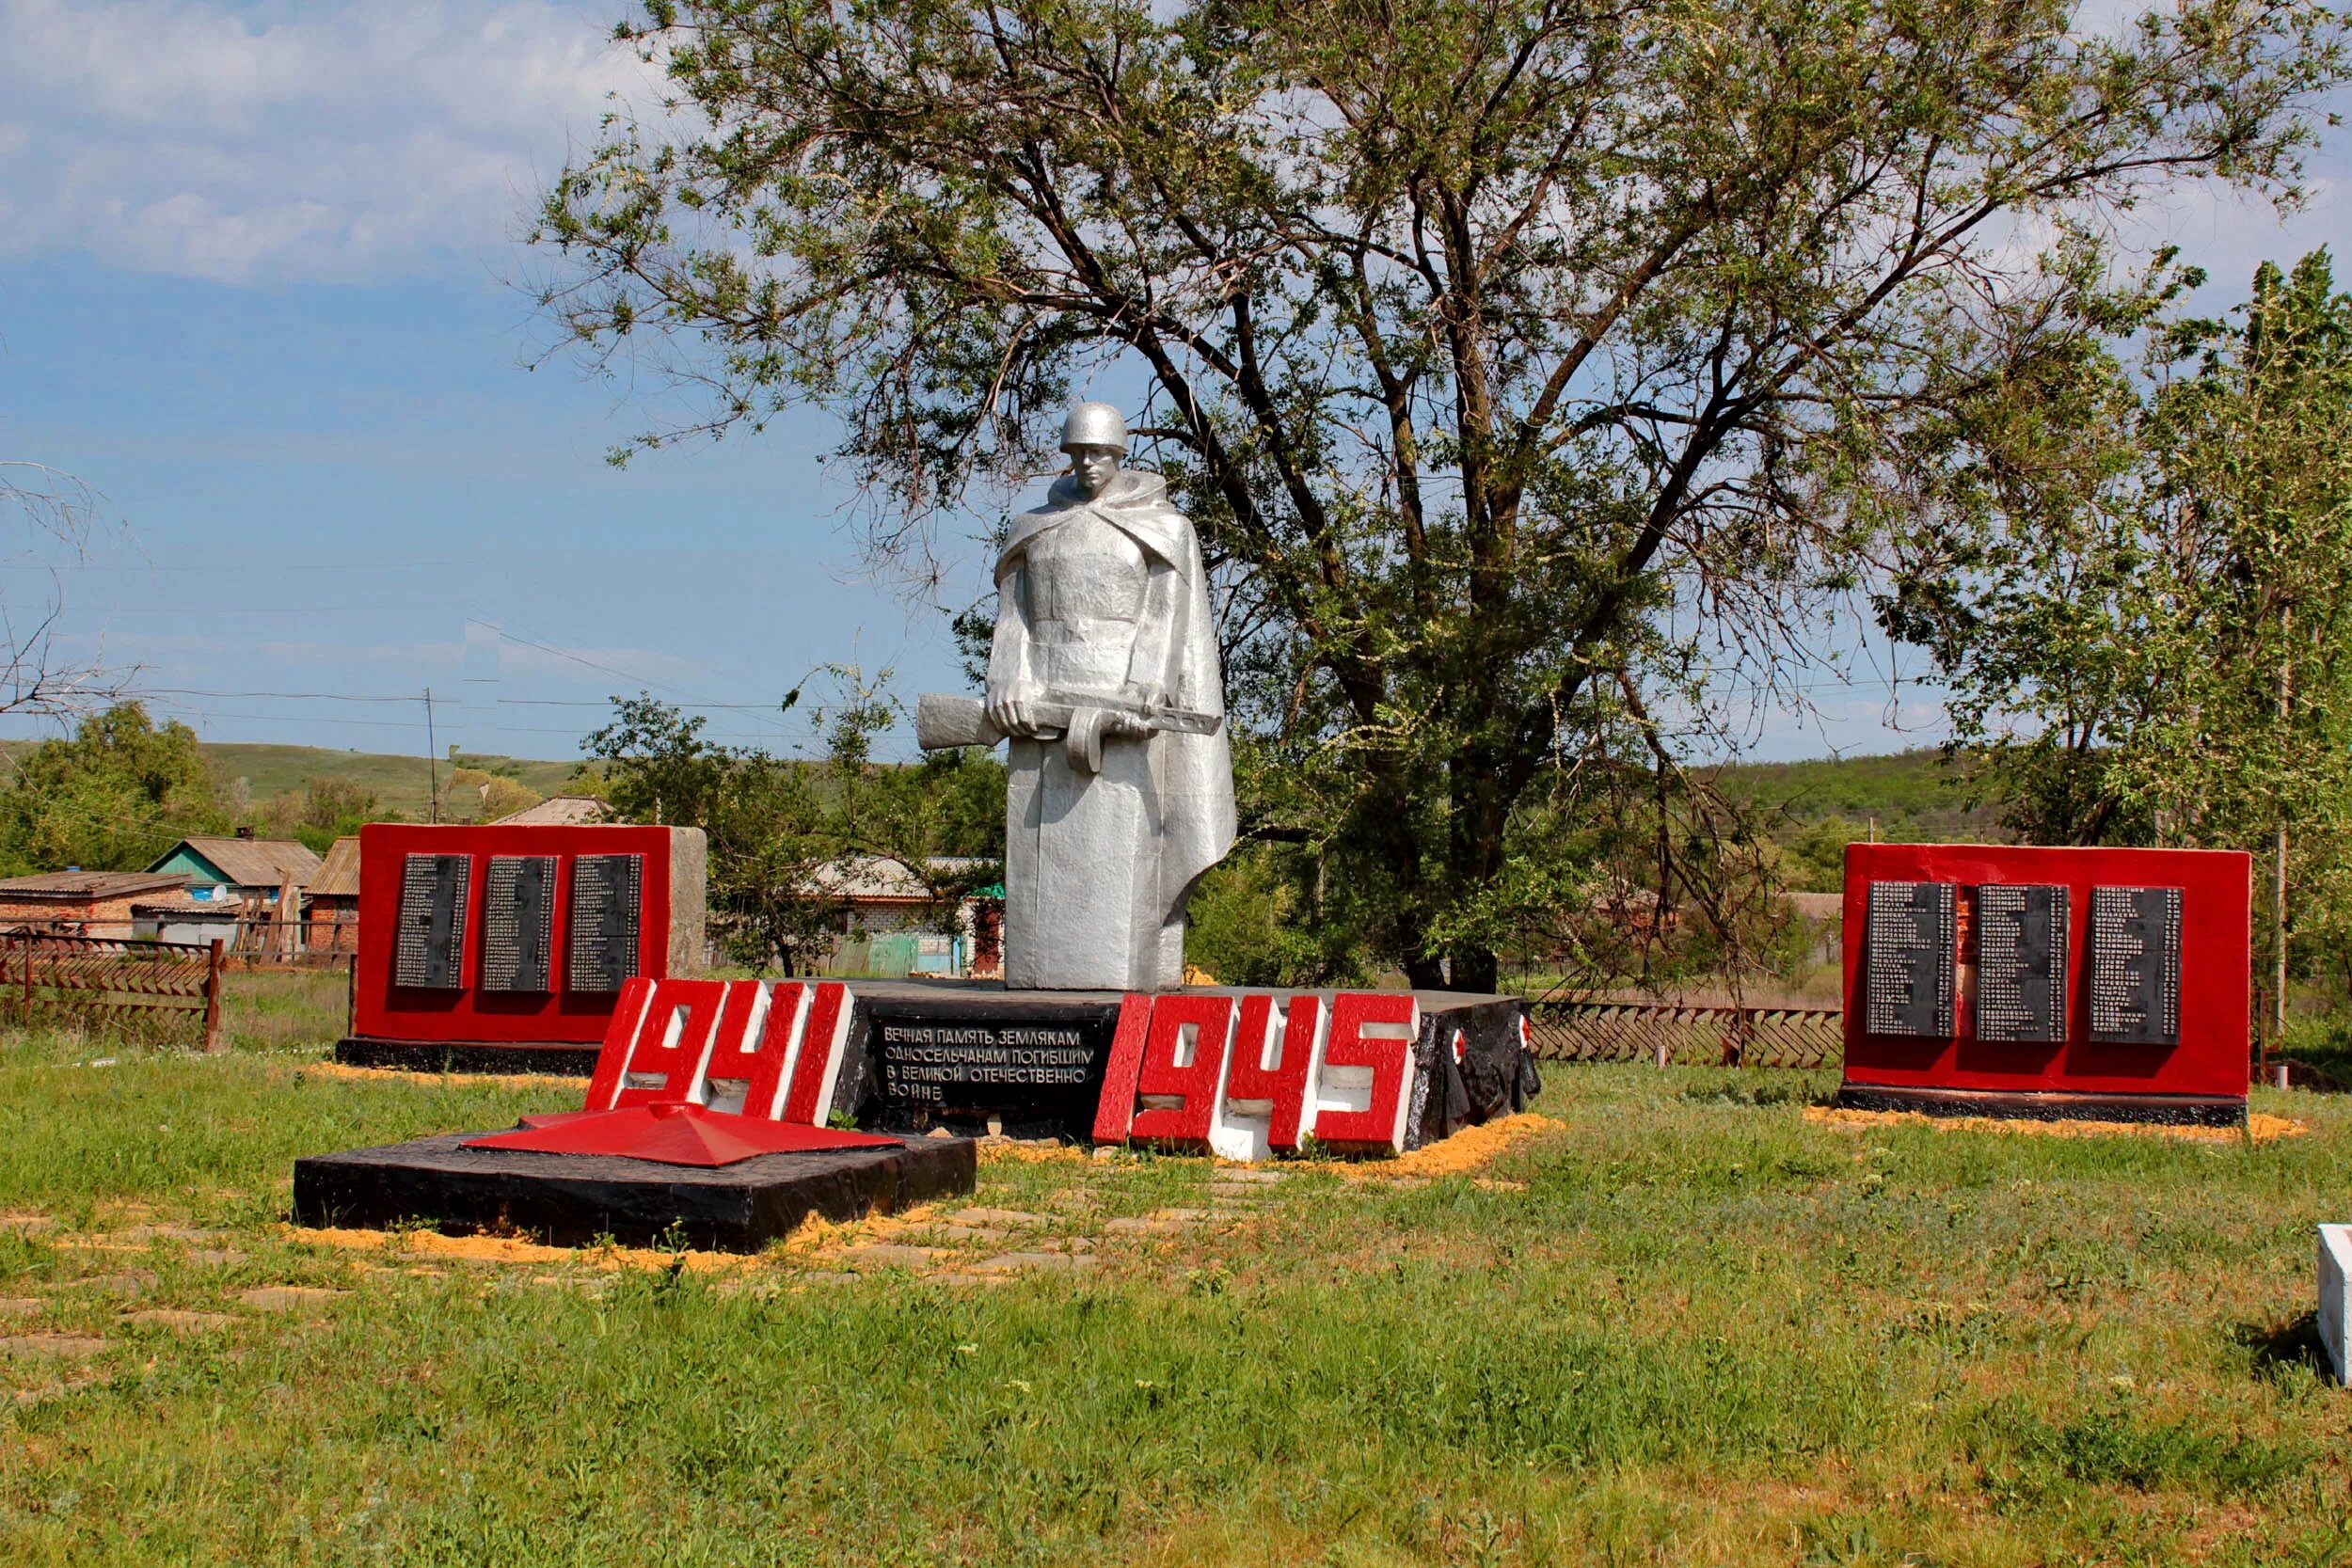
[394,853,469,990]
[567,853,643,993]
[480,855,555,993]
[1866,879,1955,1037]
[2090,885,2183,1046]
[1974,883,2068,1043]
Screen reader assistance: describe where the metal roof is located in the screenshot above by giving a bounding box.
[151,836,325,890]
[0,870,191,901]
[800,855,990,901]
[129,892,246,916]
[308,836,360,898]
[488,795,614,827]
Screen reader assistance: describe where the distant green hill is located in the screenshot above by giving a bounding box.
[195,745,583,816]
[1708,748,2001,891]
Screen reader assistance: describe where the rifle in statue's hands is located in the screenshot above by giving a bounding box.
[915,689,1222,752]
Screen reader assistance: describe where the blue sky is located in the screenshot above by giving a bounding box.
[2,0,2345,768]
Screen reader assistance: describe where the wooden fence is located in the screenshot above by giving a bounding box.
[0,930,225,1052]
[1526,995,1843,1069]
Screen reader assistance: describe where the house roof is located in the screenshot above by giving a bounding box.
[1786,891,1845,921]
[0,870,190,902]
[129,892,246,918]
[489,794,613,827]
[150,836,324,890]
[309,836,360,898]
[800,855,989,902]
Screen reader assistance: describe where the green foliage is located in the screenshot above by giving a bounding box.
[0,703,226,875]
[533,0,2346,990]
[584,679,1006,973]
[1182,842,1371,986]
[249,777,394,855]
[1892,251,2352,987]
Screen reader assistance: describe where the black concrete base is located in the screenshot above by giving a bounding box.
[292,1130,975,1251]
[1835,1084,2248,1128]
[335,1037,601,1076]
[833,981,1540,1146]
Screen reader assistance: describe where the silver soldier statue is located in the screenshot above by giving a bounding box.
[915,403,1235,990]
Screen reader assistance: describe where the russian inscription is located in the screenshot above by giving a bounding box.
[2090,885,2182,1046]
[1866,880,1955,1037]
[394,853,469,990]
[876,1021,1095,1103]
[567,853,644,993]
[480,855,556,993]
[1974,883,2068,1042]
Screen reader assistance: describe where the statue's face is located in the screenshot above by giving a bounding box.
[1067,444,1121,499]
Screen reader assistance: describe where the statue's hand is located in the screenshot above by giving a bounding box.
[986,687,1039,739]
[1114,680,1166,735]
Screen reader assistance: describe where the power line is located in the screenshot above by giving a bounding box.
[129,686,799,711]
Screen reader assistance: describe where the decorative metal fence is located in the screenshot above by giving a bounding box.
[0,930,225,1051]
[1526,995,1843,1069]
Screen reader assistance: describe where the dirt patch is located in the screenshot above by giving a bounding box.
[0,1333,105,1359]
[1804,1105,2305,1144]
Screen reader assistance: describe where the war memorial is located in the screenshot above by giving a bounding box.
[294,405,1540,1247]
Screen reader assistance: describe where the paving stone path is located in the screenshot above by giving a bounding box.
[793,1165,1294,1282]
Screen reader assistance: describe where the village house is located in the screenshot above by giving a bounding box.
[0,870,194,938]
[303,837,360,953]
[145,833,324,911]
[130,889,245,947]
[803,855,993,976]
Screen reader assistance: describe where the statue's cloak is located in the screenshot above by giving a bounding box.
[994,468,1235,923]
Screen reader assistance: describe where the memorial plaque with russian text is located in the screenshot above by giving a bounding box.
[566,854,644,993]
[2090,885,2182,1046]
[1974,883,2068,1042]
[394,853,469,990]
[855,993,1121,1133]
[1866,880,1954,1037]
[480,855,556,993]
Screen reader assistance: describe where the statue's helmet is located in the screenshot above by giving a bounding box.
[1058,401,1128,453]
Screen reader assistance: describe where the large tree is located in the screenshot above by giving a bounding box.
[534,0,2344,988]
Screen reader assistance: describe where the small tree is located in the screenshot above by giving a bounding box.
[1888,251,2352,1024]
[582,679,1006,973]
[0,702,226,874]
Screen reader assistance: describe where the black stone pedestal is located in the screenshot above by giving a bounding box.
[292,1131,974,1251]
[1834,1084,2247,1128]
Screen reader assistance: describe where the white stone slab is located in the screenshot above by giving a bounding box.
[2320,1225,2352,1386]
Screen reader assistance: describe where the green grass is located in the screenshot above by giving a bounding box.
[1,995,2346,1563]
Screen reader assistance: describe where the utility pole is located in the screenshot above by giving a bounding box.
[424,688,440,825]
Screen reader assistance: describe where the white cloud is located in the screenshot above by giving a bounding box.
[0,0,660,282]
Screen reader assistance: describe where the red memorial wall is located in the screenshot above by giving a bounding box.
[344,822,707,1064]
[1839,843,2251,1124]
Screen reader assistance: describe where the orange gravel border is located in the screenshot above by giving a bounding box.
[1804,1104,2305,1144]
[1303,1112,1566,1180]
[296,1062,583,1092]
